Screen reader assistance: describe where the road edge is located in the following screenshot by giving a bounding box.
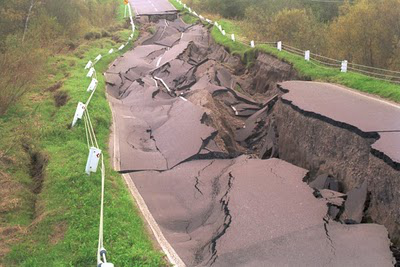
[107,91,186,267]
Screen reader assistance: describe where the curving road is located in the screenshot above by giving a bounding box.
[129,0,176,15]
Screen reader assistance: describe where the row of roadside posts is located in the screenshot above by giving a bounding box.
[177,0,349,73]
[70,1,135,266]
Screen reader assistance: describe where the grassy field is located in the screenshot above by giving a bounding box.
[0,3,165,267]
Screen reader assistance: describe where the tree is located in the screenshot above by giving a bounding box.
[267,8,325,52]
[327,0,400,68]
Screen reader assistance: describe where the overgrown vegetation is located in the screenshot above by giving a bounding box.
[0,0,120,115]
[184,0,400,71]
[0,2,165,266]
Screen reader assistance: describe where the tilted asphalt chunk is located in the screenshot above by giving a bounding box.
[341,181,368,224]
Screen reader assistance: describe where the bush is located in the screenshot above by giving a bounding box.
[101,30,111,38]
[84,31,101,40]
[0,36,46,115]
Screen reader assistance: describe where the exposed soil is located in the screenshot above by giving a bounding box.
[54,90,69,107]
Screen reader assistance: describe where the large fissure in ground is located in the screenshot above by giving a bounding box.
[107,16,398,266]
[183,26,400,248]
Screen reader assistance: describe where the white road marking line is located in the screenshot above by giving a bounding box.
[231,105,239,116]
[156,57,163,67]
[154,76,172,92]
[122,115,136,119]
[148,0,158,12]
[329,82,400,110]
[179,96,188,101]
[151,77,158,87]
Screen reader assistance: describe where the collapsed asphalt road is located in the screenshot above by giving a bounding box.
[106,18,396,266]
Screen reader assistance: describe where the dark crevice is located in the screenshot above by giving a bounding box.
[279,97,380,140]
[279,93,400,172]
[194,176,203,195]
[391,245,400,267]
[207,172,235,266]
[323,215,336,260]
[22,144,48,219]
[194,161,215,196]
[149,130,169,169]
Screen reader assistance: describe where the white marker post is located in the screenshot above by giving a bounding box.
[85,147,101,175]
[218,25,223,32]
[94,54,102,63]
[305,50,310,61]
[277,41,282,51]
[87,78,98,92]
[71,102,86,127]
[341,60,348,73]
[222,30,226,36]
[108,48,114,54]
[231,34,235,42]
[250,40,255,48]
[128,4,132,17]
[87,67,95,78]
[85,60,93,70]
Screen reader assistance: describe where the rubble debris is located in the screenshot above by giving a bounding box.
[341,181,368,224]
[319,189,346,207]
[309,174,341,192]
[258,120,279,159]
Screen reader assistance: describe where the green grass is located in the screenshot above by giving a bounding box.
[211,19,400,102]
[1,3,166,267]
[169,0,199,24]
[218,19,243,37]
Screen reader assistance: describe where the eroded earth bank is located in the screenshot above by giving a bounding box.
[106,17,399,266]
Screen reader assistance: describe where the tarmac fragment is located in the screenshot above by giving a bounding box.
[341,181,368,224]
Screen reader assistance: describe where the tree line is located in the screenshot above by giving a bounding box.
[187,0,400,71]
[0,0,119,115]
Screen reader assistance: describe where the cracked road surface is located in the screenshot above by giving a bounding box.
[106,18,395,266]
[280,81,400,164]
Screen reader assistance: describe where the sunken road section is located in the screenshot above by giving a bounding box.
[106,17,396,266]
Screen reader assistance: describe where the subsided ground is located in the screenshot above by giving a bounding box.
[106,12,398,266]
